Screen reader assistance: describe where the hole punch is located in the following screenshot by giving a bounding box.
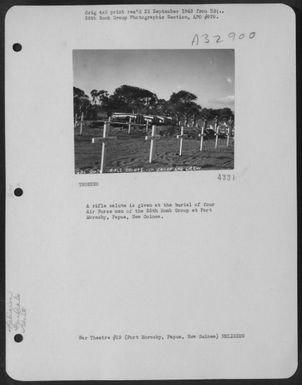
[14,187,23,197]
[14,334,23,343]
[12,43,22,52]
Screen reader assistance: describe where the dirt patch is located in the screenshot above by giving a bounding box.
[74,124,234,174]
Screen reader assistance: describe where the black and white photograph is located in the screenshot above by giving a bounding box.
[5,3,298,381]
[73,49,235,173]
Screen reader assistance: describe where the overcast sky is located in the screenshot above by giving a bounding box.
[73,49,234,110]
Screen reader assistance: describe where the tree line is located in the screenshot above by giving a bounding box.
[74,84,234,125]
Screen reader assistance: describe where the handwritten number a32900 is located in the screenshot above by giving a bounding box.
[192,32,256,46]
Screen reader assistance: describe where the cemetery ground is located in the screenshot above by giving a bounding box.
[74,122,234,174]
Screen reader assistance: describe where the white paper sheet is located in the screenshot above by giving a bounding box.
[5,3,297,380]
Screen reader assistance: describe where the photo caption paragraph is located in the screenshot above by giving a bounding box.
[85,201,215,221]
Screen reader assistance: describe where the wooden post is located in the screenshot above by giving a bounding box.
[79,112,84,136]
[177,126,184,156]
[199,120,206,151]
[145,125,161,163]
[146,120,149,133]
[214,118,219,149]
[92,118,117,173]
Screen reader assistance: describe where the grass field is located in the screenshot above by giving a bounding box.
[74,123,234,174]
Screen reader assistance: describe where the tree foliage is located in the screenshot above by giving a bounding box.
[113,85,157,113]
[73,87,91,118]
[74,85,234,125]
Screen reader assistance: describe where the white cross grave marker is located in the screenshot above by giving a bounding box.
[92,118,117,173]
[199,120,206,151]
[79,112,84,136]
[226,126,230,147]
[226,118,233,147]
[128,117,132,134]
[177,126,185,156]
[145,125,161,163]
[214,118,219,149]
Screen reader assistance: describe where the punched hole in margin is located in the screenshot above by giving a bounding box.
[12,43,22,52]
[14,188,23,197]
[14,334,23,343]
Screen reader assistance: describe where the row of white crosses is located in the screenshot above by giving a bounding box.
[91,118,234,172]
[92,121,158,171]
[179,117,234,155]
[177,122,206,155]
[91,118,153,172]
[205,117,234,150]
[144,119,234,165]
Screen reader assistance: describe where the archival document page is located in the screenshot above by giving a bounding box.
[5,3,297,381]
